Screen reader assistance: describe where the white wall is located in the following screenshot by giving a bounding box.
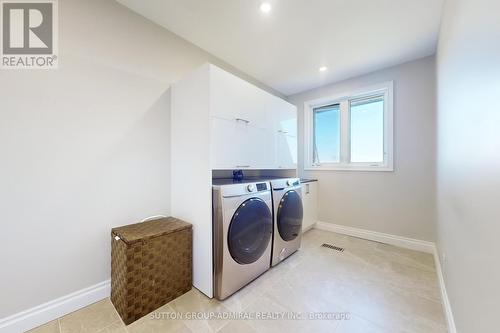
[0,0,276,319]
[288,56,437,241]
[436,0,500,331]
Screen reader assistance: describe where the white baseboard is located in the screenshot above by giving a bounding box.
[314,221,435,253]
[0,280,110,333]
[313,221,456,332]
[301,223,316,233]
[432,247,457,333]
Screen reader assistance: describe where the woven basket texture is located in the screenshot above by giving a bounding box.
[111,217,192,325]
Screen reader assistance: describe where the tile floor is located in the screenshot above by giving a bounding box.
[28,229,447,333]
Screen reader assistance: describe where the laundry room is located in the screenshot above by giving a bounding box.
[1,1,499,333]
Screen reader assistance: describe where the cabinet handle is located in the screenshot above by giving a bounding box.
[306,184,310,194]
[236,165,250,168]
[278,130,289,134]
[235,118,250,124]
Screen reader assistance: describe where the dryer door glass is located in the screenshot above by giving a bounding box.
[277,190,304,241]
[228,198,272,265]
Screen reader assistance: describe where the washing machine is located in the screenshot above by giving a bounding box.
[212,179,273,300]
[270,178,303,266]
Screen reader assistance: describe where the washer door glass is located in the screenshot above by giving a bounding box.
[277,190,304,241]
[228,197,273,265]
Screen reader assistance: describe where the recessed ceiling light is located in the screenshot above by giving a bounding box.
[319,66,328,72]
[260,2,271,13]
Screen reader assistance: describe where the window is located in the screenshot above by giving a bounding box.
[350,96,385,163]
[313,104,340,163]
[305,82,393,171]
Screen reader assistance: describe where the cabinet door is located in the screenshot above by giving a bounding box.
[210,117,245,169]
[210,66,273,129]
[210,117,275,169]
[274,101,297,137]
[276,132,297,169]
[242,124,276,169]
[301,182,318,232]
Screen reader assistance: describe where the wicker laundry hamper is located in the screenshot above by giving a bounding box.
[111,217,192,325]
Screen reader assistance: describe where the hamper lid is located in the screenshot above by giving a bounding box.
[112,217,192,245]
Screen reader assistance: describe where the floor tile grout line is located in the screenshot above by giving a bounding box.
[215,319,231,333]
[95,319,123,333]
[57,318,62,333]
[107,297,129,332]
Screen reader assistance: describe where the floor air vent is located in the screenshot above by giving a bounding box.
[321,243,345,252]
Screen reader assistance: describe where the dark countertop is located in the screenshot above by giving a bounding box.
[213,177,316,185]
[212,177,281,186]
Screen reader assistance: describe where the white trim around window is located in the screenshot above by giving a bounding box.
[304,81,394,171]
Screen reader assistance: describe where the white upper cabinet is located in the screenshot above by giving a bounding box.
[273,101,297,137]
[210,116,275,170]
[210,65,281,131]
[273,100,297,168]
[276,132,298,169]
[173,63,297,170]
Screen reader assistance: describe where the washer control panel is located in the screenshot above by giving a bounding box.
[248,183,268,192]
[214,180,271,198]
[256,183,268,191]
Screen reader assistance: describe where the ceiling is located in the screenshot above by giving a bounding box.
[117,0,444,96]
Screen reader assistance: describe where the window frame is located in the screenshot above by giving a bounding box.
[304,81,394,171]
